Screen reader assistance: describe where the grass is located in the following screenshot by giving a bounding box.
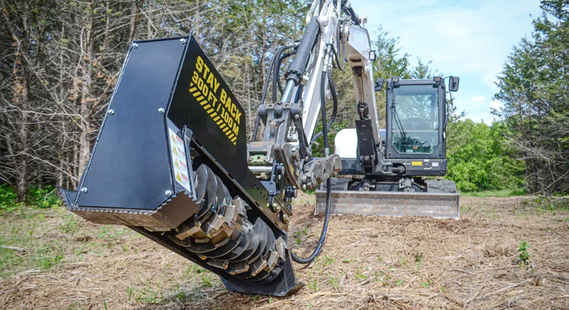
[461,188,527,197]
[0,205,139,278]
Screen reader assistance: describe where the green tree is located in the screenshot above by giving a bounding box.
[494,0,569,194]
[446,120,525,192]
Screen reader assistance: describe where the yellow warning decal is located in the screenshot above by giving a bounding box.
[188,55,242,145]
[411,161,423,166]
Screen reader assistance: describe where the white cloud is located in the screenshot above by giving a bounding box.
[489,99,503,110]
[471,95,485,103]
[483,72,502,91]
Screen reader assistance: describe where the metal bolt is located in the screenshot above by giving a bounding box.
[108,109,115,115]
[165,190,172,196]
[180,38,187,44]
[132,43,139,48]
[158,108,165,114]
[282,214,289,224]
[80,187,88,193]
[294,114,300,120]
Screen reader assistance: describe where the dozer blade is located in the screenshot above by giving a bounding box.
[315,190,460,219]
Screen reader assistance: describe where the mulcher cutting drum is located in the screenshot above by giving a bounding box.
[58,36,300,296]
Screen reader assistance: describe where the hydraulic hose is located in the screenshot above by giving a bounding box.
[253,53,276,141]
[253,44,296,141]
[291,178,332,264]
[310,69,338,145]
[291,61,334,265]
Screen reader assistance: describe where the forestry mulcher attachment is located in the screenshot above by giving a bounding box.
[59,0,459,296]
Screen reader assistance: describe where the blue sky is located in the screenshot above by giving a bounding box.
[351,0,542,123]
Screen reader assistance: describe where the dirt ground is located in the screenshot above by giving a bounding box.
[0,196,568,309]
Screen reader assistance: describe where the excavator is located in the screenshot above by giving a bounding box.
[59,0,459,296]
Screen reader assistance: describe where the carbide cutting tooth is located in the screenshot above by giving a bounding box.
[203,213,225,237]
[207,259,228,270]
[227,261,249,275]
[207,206,240,244]
[276,237,286,261]
[249,256,268,277]
[187,237,229,253]
[253,263,284,283]
[210,229,230,244]
[266,250,279,271]
[250,269,272,282]
[232,197,250,216]
[194,238,210,244]
[176,216,204,240]
[167,233,191,247]
[223,204,237,225]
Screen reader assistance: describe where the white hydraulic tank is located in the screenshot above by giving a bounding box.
[334,128,358,158]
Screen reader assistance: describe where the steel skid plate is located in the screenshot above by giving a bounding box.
[315,190,460,219]
[59,36,299,295]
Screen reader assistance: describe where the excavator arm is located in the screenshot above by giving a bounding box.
[250,0,380,192]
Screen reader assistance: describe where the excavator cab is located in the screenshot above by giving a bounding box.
[317,76,460,218]
[388,82,440,156]
[384,77,449,176]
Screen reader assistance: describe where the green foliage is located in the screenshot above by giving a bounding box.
[0,184,60,211]
[28,186,60,209]
[445,119,525,192]
[0,184,21,212]
[518,241,530,265]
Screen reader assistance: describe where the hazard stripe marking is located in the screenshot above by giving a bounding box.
[189,82,239,144]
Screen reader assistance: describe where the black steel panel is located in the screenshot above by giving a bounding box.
[167,37,272,214]
[168,37,247,177]
[77,38,186,210]
[356,119,375,156]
